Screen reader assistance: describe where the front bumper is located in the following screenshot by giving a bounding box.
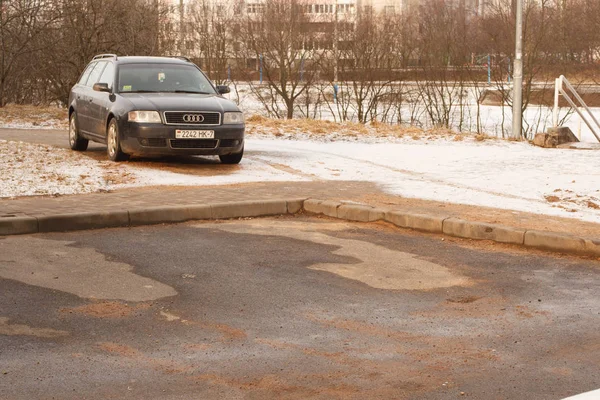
[119,121,245,156]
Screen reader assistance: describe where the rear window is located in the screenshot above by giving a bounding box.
[117,63,216,94]
[85,61,107,87]
[77,62,96,85]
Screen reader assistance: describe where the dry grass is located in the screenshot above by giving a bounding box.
[0,104,67,128]
[246,115,442,140]
[244,115,519,144]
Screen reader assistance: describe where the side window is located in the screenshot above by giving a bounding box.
[77,62,96,85]
[98,62,115,89]
[84,61,107,87]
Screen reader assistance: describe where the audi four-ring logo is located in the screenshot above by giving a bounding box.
[183,114,205,123]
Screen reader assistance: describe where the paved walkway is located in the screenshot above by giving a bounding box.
[2,181,600,239]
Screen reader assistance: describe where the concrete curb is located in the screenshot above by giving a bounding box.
[37,211,130,233]
[303,198,600,257]
[0,199,307,235]
[0,215,38,235]
[443,218,526,245]
[1,197,598,257]
[385,211,446,233]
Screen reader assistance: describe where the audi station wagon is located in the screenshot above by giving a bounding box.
[67,55,245,163]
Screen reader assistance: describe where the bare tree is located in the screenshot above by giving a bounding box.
[237,0,317,119]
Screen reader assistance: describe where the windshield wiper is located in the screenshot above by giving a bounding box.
[170,90,212,94]
[123,90,159,93]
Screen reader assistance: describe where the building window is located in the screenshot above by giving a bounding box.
[247,3,264,13]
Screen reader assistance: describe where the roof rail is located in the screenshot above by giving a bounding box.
[92,54,118,61]
[168,55,192,62]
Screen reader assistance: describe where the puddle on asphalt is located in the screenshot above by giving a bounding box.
[0,317,68,338]
[194,220,470,291]
[0,237,177,302]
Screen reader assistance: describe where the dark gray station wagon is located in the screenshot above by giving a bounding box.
[68,55,245,163]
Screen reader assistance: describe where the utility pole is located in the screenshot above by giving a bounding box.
[511,0,523,139]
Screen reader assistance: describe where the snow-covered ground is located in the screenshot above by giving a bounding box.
[1,136,599,224]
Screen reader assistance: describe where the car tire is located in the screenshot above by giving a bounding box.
[106,118,129,162]
[219,146,244,164]
[69,113,89,151]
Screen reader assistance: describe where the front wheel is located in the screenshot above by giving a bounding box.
[69,113,88,151]
[106,118,129,162]
[219,146,244,165]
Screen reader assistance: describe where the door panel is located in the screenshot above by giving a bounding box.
[74,62,96,133]
[78,61,106,135]
[89,62,115,138]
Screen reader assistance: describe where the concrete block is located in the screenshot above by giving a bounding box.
[443,218,525,245]
[337,204,384,222]
[583,238,600,257]
[547,126,579,145]
[129,205,211,226]
[0,215,38,235]
[385,211,446,233]
[37,211,129,233]
[303,199,323,214]
[303,199,340,218]
[210,200,288,219]
[533,133,557,148]
[524,230,586,254]
[286,198,306,214]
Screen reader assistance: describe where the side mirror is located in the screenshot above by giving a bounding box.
[93,82,111,93]
[216,85,230,95]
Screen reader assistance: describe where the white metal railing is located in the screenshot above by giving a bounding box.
[553,75,600,142]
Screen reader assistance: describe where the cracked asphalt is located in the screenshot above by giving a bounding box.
[1,216,599,399]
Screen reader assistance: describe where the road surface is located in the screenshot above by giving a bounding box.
[1,217,598,399]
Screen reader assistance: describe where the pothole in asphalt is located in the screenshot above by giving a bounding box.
[0,237,177,302]
[194,220,471,291]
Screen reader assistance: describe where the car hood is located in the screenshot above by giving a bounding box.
[119,93,240,113]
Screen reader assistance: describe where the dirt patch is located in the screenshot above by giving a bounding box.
[587,201,600,210]
[183,320,247,342]
[255,338,347,363]
[97,342,141,358]
[184,343,212,351]
[446,296,481,304]
[0,317,68,338]
[60,301,148,318]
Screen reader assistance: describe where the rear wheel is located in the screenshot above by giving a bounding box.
[106,118,129,162]
[69,113,88,151]
[219,146,244,165]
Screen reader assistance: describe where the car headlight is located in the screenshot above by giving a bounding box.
[128,111,162,123]
[223,112,244,125]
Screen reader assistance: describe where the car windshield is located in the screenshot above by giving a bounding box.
[117,63,217,94]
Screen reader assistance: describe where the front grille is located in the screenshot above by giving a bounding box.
[138,138,167,147]
[220,139,240,147]
[164,111,221,125]
[170,139,218,149]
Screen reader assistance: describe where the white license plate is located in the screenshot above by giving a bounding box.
[175,130,215,139]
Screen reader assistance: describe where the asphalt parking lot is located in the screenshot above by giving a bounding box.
[1,216,599,399]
